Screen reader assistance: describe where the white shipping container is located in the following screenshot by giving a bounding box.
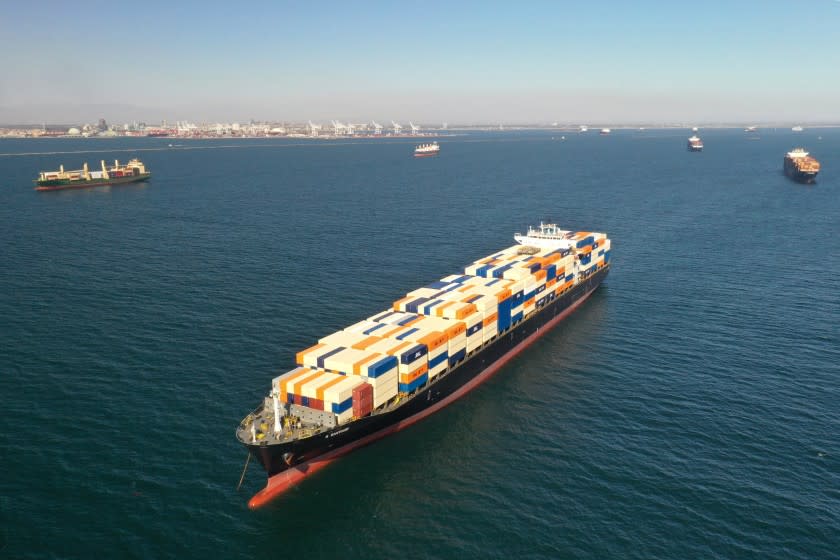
[482,323,498,345]
[271,366,311,396]
[345,319,392,337]
[323,375,364,404]
[370,370,398,408]
[371,310,419,326]
[463,312,483,353]
[298,343,345,369]
[438,286,504,313]
[319,330,366,347]
[322,347,371,376]
[523,301,536,317]
[411,315,467,356]
[335,408,355,425]
[298,370,337,399]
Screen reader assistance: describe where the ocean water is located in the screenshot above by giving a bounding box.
[1,129,838,559]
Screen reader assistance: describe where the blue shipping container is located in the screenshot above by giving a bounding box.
[448,348,467,366]
[316,346,346,369]
[399,373,429,393]
[429,352,449,369]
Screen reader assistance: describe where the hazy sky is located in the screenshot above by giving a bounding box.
[2,0,839,124]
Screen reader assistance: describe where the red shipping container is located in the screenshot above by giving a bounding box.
[308,398,324,411]
[352,383,374,418]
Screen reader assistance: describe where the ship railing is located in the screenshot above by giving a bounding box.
[238,405,265,432]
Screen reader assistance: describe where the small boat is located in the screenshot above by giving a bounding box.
[792,125,804,132]
[599,128,611,135]
[414,142,440,157]
[687,135,703,152]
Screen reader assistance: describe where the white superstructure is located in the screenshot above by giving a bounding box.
[514,222,578,250]
[786,148,809,159]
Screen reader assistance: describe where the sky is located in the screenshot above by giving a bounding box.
[1,0,839,124]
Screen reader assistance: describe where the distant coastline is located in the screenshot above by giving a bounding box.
[2,123,839,140]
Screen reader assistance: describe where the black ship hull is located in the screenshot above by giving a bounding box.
[784,158,818,184]
[35,173,151,191]
[242,265,609,507]
[783,166,818,184]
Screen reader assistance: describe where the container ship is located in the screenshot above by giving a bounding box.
[34,159,151,191]
[687,135,703,152]
[783,148,820,183]
[236,223,611,508]
[414,142,440,157]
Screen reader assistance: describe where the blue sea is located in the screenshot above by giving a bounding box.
[1,129,838,559]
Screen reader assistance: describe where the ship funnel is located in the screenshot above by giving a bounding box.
[114,159,119,168]
[60,165,64,173]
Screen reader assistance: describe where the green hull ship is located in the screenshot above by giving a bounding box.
[35,158,151,191]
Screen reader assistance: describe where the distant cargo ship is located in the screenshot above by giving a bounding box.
[687,135,703,152]
[414,142,440,157]
[237,223,611,508]
[791,126,804,132]
[783,148,820,183]
[34,159,151,191]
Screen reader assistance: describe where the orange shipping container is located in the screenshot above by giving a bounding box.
[316,375,348,401]
[296,343,326,366]
[276,367,313,402]
[400,363,429,384]
[285,370,324,402]
[483,312,498,327]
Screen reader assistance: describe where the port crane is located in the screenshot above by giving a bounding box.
[371,121,383,135]
[391,121,403,135]
[409,121,420,135]
[331,120,349,136]
[308,121,322,136]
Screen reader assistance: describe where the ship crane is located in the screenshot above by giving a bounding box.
[371,121,383,135]
[308,121,322,136]
[409,121,420,135]
[331,120,348,136]
[391,121,403,135]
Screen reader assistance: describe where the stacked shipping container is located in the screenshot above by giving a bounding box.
[271,237,610,427]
